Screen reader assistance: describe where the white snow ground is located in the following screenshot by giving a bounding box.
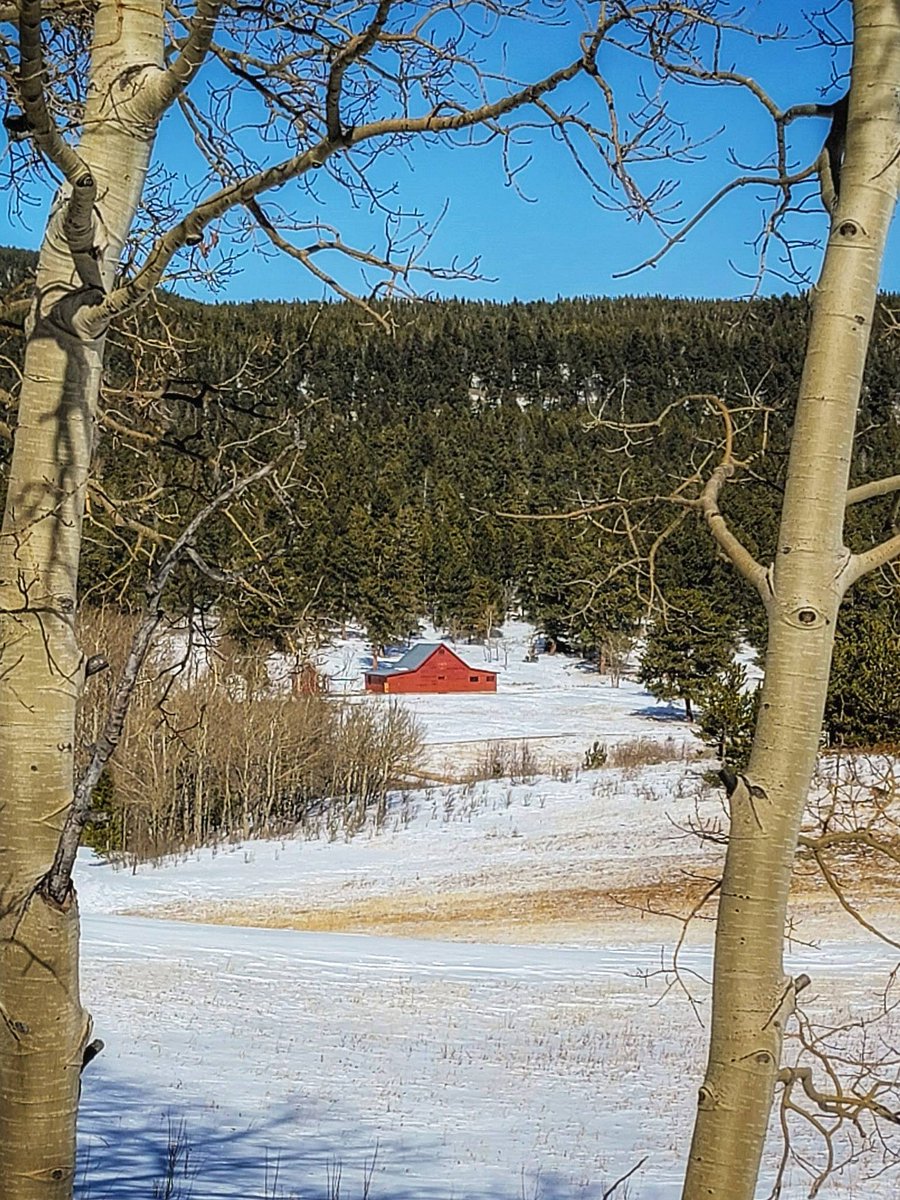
[75,624,900,1199]
[303,620,698,774]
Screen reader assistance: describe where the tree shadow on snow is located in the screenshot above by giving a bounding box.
[571,659,601,674]
[630,703,688,723]
[76,1072,611,1200]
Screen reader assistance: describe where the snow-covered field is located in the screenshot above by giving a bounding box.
[357,624,695,768]
[76,624,900,1199]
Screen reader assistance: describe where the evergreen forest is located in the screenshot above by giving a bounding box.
[1,246,897,748]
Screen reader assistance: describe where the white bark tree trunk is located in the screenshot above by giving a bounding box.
[0,3,165,1194]
[0,7,596,1188]
[682,4,900,1196]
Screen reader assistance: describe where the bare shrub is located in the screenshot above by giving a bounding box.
[469,740,539,785]
[798,752,900,898]
[462,743,578,786]
[77,608,423,862]
[324,702,425,833]
[152,1116,193,1200]
[604,737,695,772]
[546,759,574,782]
[600,631,637,688]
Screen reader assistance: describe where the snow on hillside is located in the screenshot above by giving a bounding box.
[74,623,900,1199]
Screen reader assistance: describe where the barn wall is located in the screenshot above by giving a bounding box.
[386,650,496,694]
[364,647,497,694]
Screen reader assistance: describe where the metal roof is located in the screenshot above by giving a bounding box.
[365,641,475,678]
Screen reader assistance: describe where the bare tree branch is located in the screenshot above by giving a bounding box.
[696,398,768,596]
[74,50,591,334]
[16,0,90,187]
[143,0,224,119]
[325,0,394,142]
[846,474,900,506]
[44,454,289,903]
[843,533,900,589]
[614,164,820,279]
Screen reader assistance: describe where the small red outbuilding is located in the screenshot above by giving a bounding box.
[364,642,497,695]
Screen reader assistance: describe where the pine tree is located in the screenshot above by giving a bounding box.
[639,589,739,720]
[825,601,900,746]
[696,664,761,769]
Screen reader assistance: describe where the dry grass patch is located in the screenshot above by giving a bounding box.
[126,849,900,942]
[605,736,700,770]
[132,875,723,941]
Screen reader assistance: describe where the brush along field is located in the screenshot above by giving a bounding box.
[75,625,900,1198]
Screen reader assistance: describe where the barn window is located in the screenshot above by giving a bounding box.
[487,674,495,681]
[437,674,446,681]
[470,675,479,682]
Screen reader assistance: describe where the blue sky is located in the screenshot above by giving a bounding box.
[4,0,896,304]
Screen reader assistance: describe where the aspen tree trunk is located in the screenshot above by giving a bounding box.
[682,4,900,1196]
[0,4,165,1194]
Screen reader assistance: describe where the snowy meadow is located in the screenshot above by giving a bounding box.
[75,625,900,1199]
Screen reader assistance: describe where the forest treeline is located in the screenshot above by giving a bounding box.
[0,246,897,747]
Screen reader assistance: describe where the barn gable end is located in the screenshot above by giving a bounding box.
[364,642,497,695]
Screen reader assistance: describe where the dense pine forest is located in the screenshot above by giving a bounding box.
[1,246,897,746]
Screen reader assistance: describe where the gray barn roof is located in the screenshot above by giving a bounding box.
[365,641,476,678]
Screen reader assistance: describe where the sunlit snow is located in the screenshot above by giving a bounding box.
[75,623,900,1199]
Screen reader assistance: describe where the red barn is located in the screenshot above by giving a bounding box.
[364,642,497,695]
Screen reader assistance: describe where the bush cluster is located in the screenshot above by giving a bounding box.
[77,608,423,863]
